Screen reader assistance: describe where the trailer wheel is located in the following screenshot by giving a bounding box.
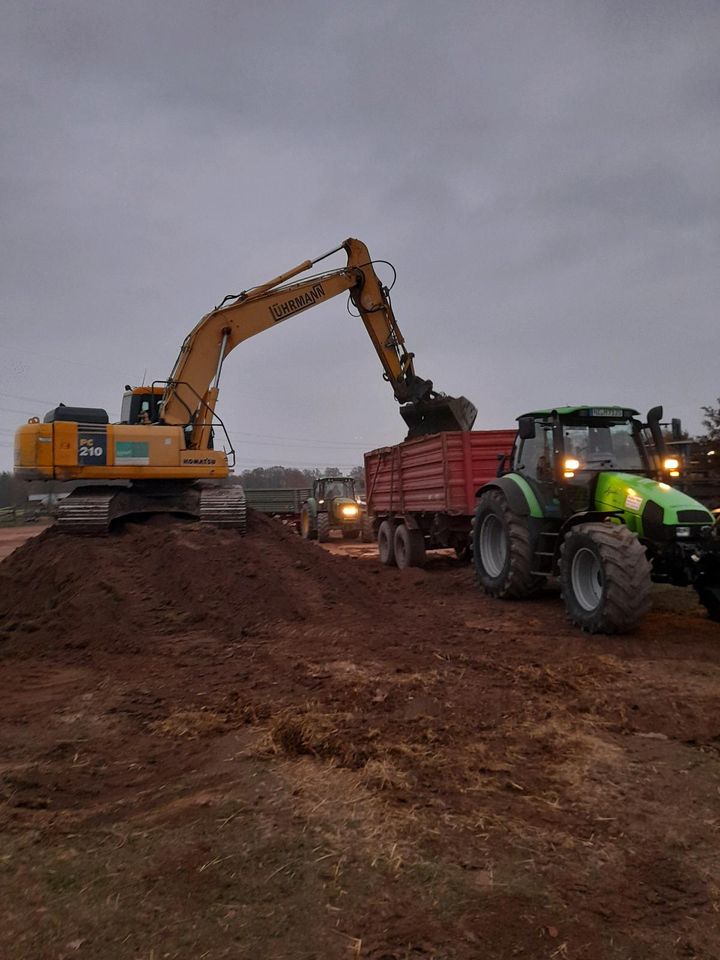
[560,522,651,634]
[378,520,396,565]
[695,585,720,622]
[361,516,374,543]
[317,513,331,543]
[394,524,426,569]
[473,491,544,598]
[300,508,316,541]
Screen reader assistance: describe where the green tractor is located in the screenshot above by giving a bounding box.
[473,405,720,633]
[299,476,371,543]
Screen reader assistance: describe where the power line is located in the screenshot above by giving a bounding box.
[0,390,55,406]
[0,342,102,370]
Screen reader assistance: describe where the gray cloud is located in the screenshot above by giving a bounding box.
[1,0,719,470]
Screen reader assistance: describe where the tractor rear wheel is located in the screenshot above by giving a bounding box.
[300,508,316,541]
[394,524,426,569]
[473,490,544,598]
[378,520,396,565]
[316,514,331,543]
[695,585,720,622]
[559,522,651,634]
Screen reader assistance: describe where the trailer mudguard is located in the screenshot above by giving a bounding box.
[476,475,544,519]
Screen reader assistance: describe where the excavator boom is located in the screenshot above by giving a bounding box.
[161,238,476,443]
[14,236,476,534]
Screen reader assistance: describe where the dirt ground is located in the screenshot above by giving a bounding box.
[0,523,48,562]
[1,516,719,960]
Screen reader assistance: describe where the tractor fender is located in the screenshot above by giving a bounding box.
[476,476,537,517]
[303,497,319,519]
[559,510,624,538]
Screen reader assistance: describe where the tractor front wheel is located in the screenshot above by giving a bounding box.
[342,529,360,540]
[300,508,316,541]
[316,514,331,543]
[695,585,720,622]
[559,522,651,634]
[473,491,544,598]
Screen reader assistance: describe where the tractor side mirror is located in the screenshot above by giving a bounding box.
[517,417,536,440]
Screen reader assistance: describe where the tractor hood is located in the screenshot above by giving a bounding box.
[594,472,715,539]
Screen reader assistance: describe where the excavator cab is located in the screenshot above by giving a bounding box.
[120,387,165,425]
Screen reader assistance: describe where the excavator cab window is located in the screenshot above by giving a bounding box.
[120,390,163,425]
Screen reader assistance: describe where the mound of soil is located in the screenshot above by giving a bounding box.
[1,515,720,959]
[0,512,391,655]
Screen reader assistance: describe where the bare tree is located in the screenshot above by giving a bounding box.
[701,398,720,441]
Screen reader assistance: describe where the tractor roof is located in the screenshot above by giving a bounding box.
[519,405,640,420]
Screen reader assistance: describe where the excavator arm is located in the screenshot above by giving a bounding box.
[161,238,476,446]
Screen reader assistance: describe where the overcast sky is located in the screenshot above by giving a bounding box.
[1,0,719,473]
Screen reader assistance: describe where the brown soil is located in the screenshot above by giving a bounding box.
[1,514,719,959]
[0,522,47,562]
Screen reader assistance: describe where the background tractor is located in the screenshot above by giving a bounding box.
[473,405,720,633]
[300,476,371,542]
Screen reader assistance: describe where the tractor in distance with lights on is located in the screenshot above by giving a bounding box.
[473,405,720,633]
[299,476,371,542]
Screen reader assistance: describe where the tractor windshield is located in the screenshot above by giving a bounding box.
[321,479,355,500]
[562,422,644,471]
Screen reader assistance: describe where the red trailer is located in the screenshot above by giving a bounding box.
[364,430,517,567]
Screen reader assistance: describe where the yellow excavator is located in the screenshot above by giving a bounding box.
[14,238,476,533]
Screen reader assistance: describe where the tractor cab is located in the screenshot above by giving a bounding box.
[511,406,682,517]
[314,476,357,503]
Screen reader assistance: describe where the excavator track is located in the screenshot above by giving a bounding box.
[199,485,248,529]
[56,491,116,534]
[55,483,247,535]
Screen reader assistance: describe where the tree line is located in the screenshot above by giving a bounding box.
[2,398,718,509]
[0,465,366,508]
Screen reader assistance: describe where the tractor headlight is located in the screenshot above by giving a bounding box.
[663,457,680,471]
[563,457,579,478]
[341,504,359,517]
[675,527,691,538]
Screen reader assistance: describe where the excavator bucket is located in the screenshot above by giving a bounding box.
[400,394,478,439]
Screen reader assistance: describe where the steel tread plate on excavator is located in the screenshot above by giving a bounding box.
[199,486,247,531]
[56,492,115,534]
[56,484,247,535]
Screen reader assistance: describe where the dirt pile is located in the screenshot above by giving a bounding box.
[0,512,388,654]
[2,518,720,958]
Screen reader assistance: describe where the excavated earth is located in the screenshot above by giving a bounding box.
[0,515,719,960]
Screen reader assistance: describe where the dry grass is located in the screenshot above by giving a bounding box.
[148,709,227,739]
